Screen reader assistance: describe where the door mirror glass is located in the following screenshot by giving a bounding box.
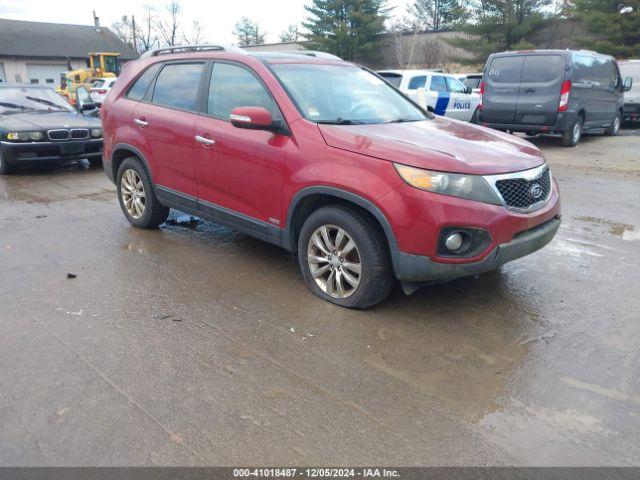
[230,106,274,131]
[624,76,633,92]
[75,86,96,112]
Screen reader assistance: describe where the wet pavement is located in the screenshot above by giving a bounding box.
[0,131,639,466]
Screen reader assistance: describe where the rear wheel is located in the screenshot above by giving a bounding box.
[116,157,169,229]
[605,111,622,136]
[562,116,582,147]
[297,205,394,309]
[0,152,18,175]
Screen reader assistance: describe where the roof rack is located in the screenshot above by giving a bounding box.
[278,50,342,60]
[141,44,247,58]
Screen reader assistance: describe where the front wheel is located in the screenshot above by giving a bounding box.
[298,205,394,309]
[116,157,169,229]
[605,111,622,136]
[562,116,582,147]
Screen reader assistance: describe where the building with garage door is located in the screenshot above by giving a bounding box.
[0,18,138,87]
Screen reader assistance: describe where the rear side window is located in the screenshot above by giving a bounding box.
[462,77,481,89]
[126,63,161,101]
[573,55,618,88]
[446,77,467,93]
[521,55,564,82]
[429,76,447,92]
[151,63,203,111]
[408,76,427,89]
[487,56,524,83]
[207,63,279,120]
[378,73,402,87]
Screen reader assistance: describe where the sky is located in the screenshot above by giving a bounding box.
[0,0,413,45]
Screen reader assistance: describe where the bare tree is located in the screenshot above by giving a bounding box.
[155,1,181,47]
[138,5,159,52]
[183,20,206,45]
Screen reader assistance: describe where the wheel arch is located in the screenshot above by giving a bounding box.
[284,186,400,269]
[111,143,153,183]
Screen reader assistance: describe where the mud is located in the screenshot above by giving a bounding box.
[0,131,639,466]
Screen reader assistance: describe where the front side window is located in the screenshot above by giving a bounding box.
[151,63,203,111]
[446,77,467,93]
[408,76,427,90]
[208,63,279,120]
[126,63,161,101]
[429,76,447,92]
[271,64,426,124]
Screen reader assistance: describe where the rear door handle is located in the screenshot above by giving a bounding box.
[134,118,148,127]
[525,88,535,93]
[195,135,215,146]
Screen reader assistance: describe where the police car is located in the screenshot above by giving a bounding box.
[377,70,481,123]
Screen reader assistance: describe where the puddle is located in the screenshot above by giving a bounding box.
[574,215,638,241]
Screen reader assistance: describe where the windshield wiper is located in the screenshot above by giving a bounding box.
[316,118,367,125]
[25,96,68,111]
[385,117,421,123]
[0,102,36,113]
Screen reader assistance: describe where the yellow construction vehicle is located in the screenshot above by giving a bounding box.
[57,52,121,104]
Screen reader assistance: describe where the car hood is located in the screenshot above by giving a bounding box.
[0,111,100,131]
[317,117,545,175]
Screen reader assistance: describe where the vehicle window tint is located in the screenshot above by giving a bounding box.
[429,76,447,92]
[126,63,161,101]
[408,76,427,89]
[487,56,524,83]
[522,55,564,82]
[446,77,467,93]
[93,79,105,88]
[378,73,402,87]
[619,63,640,93]
[151,63,203,110]
[462,77,481,89]
[573,55,618,89]
[208,63,279,120]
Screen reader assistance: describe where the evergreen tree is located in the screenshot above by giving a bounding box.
[406,0,466,31]
[303,0,391,63]
[449,0,551,63]
[233,17,266,46]
[280,24,301,43]
[571,0,640,57]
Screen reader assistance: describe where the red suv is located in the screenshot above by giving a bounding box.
[101,45,561,308]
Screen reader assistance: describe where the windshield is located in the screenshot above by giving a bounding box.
[620,63,640,94]
[377,72,403,88]
[0,87,74,114]
[271,64,427,124]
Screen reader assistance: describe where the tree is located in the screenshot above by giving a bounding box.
[571,0,640,57]
[303,0,390,63]
[449,0,552,63]
[279,24,301,43]
[183,21,207,45]
[155,1,181,47]
[233,17,266,46]
[406,0,466,31]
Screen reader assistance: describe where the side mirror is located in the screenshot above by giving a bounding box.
[230,106,275,131]
[465,86,472,94]
[75,86,97,113]
[624,76,633,92]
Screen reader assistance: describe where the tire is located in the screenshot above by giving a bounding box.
[297,204,394,309]
[562,115,582,147]
[605,111,622,136]
[116,157,169,229]
[0,152,18,175]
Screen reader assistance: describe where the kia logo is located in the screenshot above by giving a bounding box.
[530,184,543,199]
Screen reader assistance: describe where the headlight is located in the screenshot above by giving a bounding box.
[90,128,103,138]
[394,163,501,205]
[6,131,44,142]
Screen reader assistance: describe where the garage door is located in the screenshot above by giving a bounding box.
[0,63,5,83]
[26,63,66,87]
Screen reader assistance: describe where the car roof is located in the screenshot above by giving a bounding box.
[377,69,443,75]
[0,83,52,89]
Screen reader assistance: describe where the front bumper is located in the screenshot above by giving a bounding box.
[0,139,103,164]
[395,216,561,282]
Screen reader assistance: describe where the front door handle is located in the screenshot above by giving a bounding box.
[195,135,215,146]
[525,88,535,93]
[134,118,148,127]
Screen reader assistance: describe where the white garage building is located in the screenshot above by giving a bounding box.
[0,18,138,87]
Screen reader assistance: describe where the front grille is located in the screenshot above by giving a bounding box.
[495,168,551,210]
[70,129,89,139]
[48,129,70,141]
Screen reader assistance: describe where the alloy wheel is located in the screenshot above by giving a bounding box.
[120,169,146,219]
[307,224,362,298]
[573,121,581,144]
[613,116,621,134]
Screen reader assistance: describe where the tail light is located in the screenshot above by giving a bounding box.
[97,89,108,94]
[478,81,485,110]
[558,80,571,112]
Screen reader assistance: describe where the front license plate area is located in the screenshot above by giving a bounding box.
[60,142,84,155]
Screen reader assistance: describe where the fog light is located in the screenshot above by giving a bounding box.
[444,232,463,251]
